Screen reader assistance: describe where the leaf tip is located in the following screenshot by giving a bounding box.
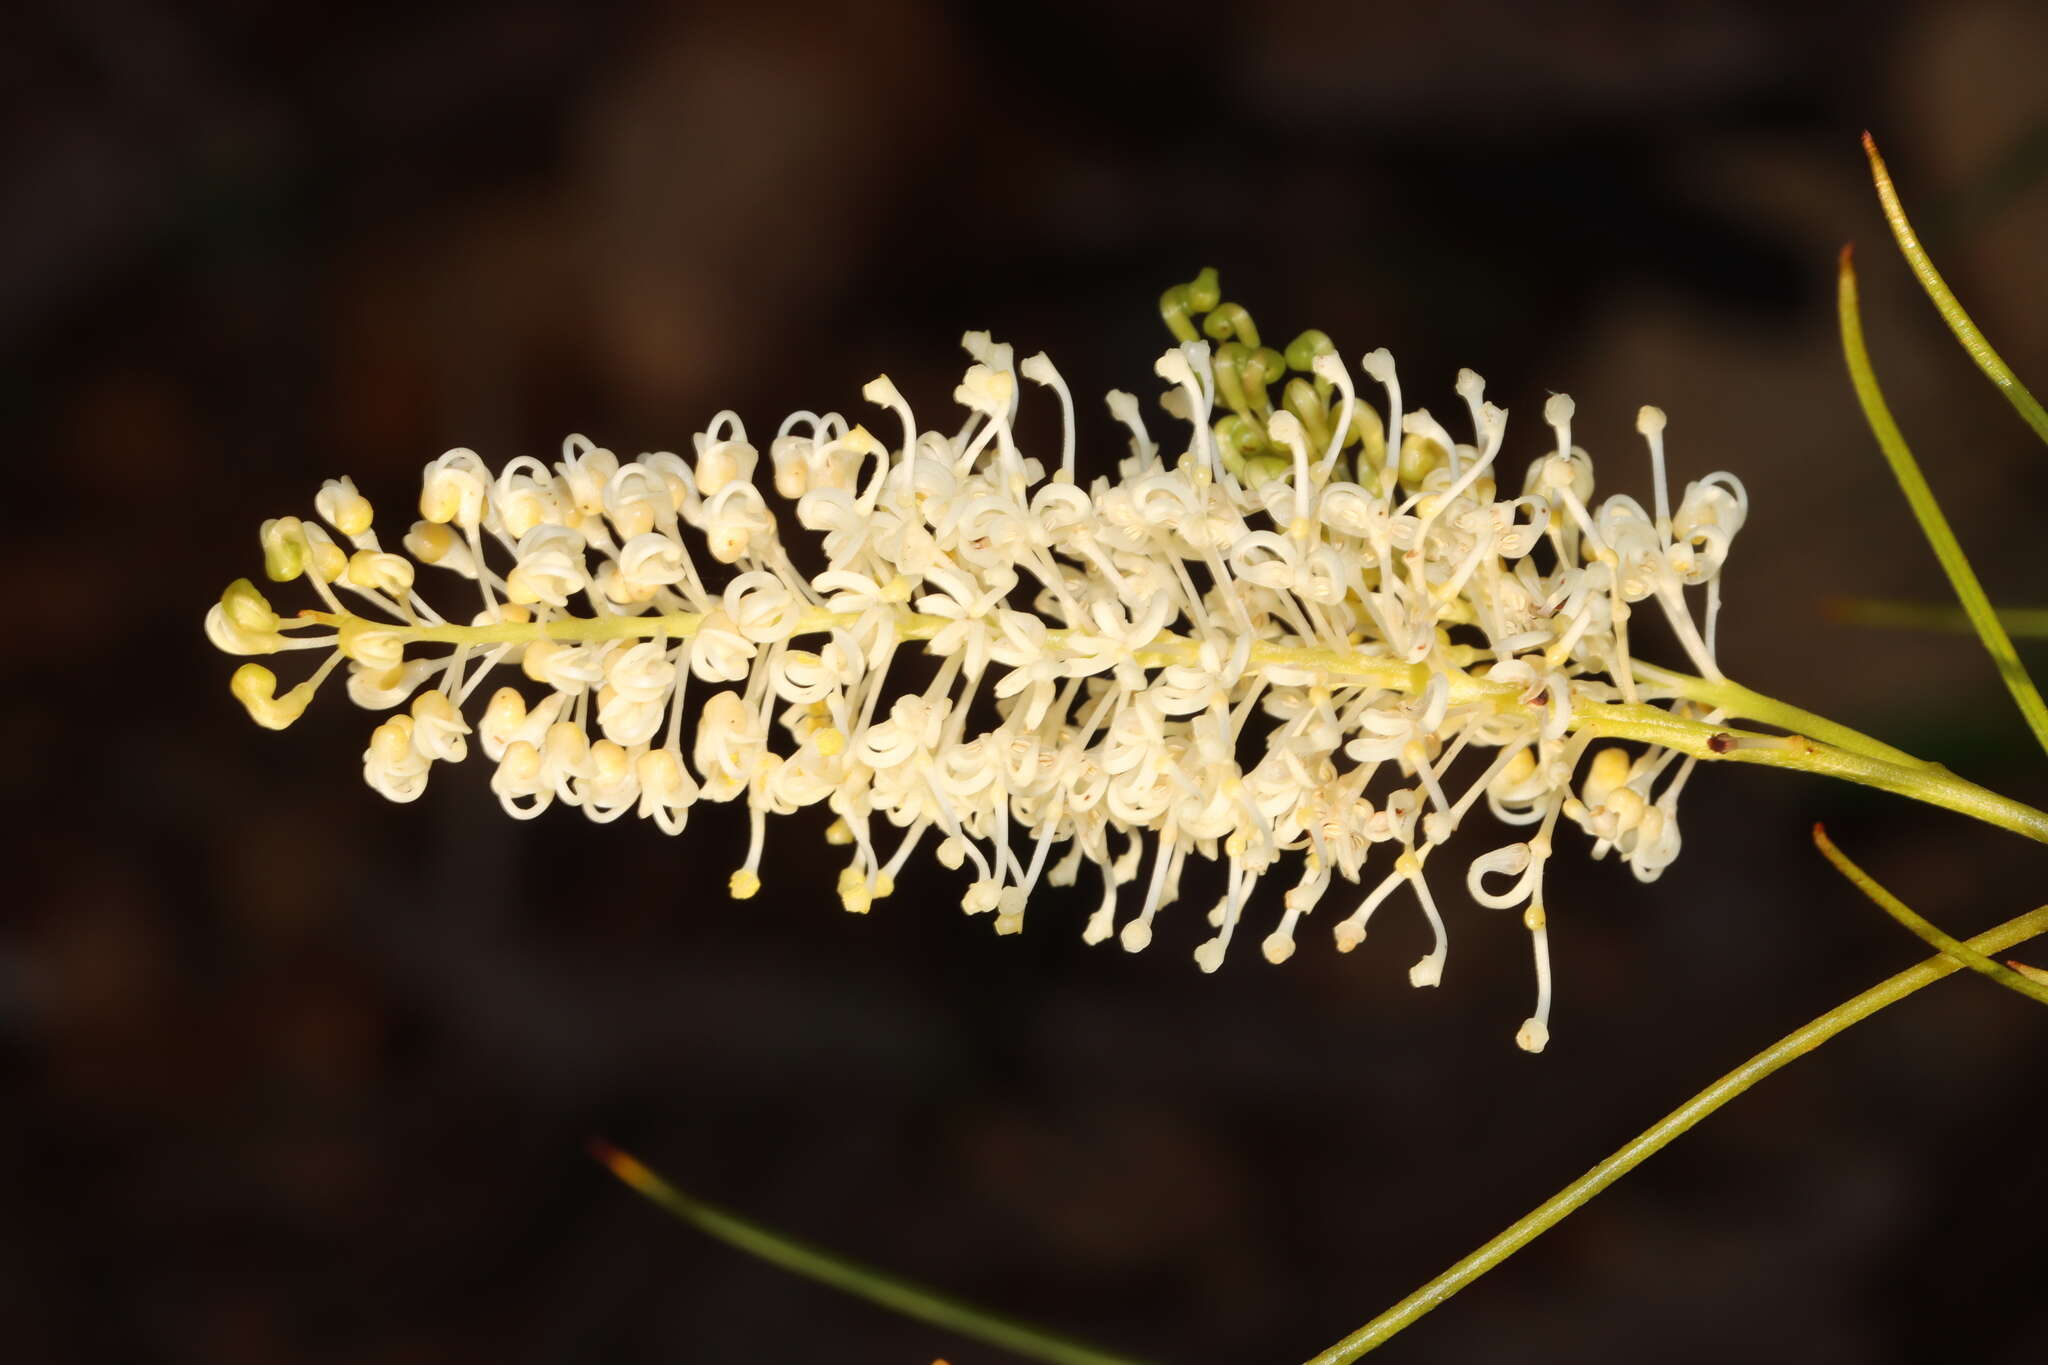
[589,1137,661,1196]
[2007,959,2048,987]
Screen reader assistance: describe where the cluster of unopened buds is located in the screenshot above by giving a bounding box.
[208,270,1749,1051]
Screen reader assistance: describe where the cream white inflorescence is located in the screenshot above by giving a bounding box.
[207,277,1747,1051]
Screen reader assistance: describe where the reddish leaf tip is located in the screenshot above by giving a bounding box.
[588,1137,659,1195]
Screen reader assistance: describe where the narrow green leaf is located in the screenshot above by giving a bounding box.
[1299,903,2048,1362]
[590,1140,1149,1365]
[1826,597,2048,638]
[1837,244,2048,756]
[1863,133,2048,447]
[1811,824,2048,1009]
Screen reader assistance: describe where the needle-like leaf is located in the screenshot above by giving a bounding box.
[1864,132,2048,446]
[1837,244,2048,756]
[590,1139,1148,1365]
[1812,824,2048,1009]
[1826,597,2048,638]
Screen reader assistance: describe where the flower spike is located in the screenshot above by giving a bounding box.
[207,274,1752,1048]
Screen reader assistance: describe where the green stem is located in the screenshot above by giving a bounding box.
[1811,824,2048,1009]
[1633,661,1925,767]
[1301,903,2048,1364]
[1576,703,2048,845]
[589,1140,1149,1365]
[308,607,2048,843]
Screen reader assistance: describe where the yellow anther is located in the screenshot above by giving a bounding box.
[405,521,460,566]
[634,748,689,806]
[1603,786,1647,832]
[419,477,463,525]
[309,538,347,583]
[543,720,588,768]
[504,565,547,606]
[483,686,527,734]
[1582,746,1632,807]
[259,517,308,582]
[230,663,314,730]
[522,639,568,683]
[348,550,414,596]
[1523,903,1548,931]
[729,868,762,900]
[705,525,749,563]
[206,607,283,656]
[412,688,461,728]
[317,477,375,537]
[601,566,660,606]
[499,740,543,785]
[221,578,279,633]
[1398,433,1447,488]
[368,714,415,763]
[589,739,631,784]
[337,617,405,669]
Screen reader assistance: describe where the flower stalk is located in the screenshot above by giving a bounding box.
[277,596,2048,844]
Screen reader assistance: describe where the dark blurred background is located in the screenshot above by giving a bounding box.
[7,1,2048,1361]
